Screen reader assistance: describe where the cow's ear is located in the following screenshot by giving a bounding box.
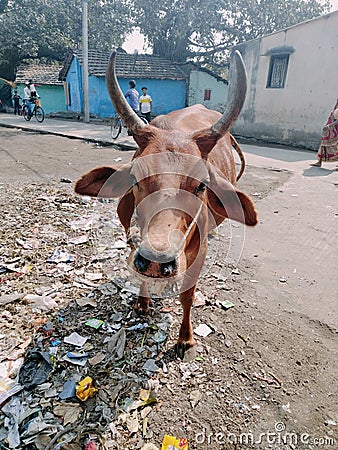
[207,166,258,226]
[75,163,133,198]
[132,127,159,152]
[193,129,220,157]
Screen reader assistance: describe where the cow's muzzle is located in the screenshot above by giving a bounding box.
[134,249,178,278]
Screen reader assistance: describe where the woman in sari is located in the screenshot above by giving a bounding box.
[311,100,338,169]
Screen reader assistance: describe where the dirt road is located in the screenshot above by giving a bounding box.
[0,128,337,449]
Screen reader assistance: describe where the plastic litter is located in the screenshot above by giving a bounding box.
[64,332,88,347]
[142,359,160,373]
[2,397,24,448]
[194,291,206,307]
[76,377,97,401]
[105,328,126,359]
[84,440,98,450]
[194,323,213,337]
[47,248,74,264]
[189,390,201,408]
[0,383,23,408]
[220,300,235,310]
[63,351,89,366]
[18,349,53,389]
[0,264,11,274]
[59,379,77,400]
[324,418,337,426]
[39,321,55,337]
[161,435,189,449]
[85,318,104,329]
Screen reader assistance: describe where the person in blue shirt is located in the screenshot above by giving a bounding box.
[124,80,139,114]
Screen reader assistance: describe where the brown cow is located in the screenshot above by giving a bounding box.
[75,50,257,358]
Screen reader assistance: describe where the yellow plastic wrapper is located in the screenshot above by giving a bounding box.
[76,376,98,401]
[161,435,188,449]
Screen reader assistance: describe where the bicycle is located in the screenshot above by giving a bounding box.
[110,113,148,139]
[22,97,45,123]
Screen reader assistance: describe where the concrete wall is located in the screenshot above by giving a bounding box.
[231,10,338,150]
[92,76,187,118]
[66,58,82,114]
[188,70,228,112]
[66,57,187,118]
[16,84,65,114]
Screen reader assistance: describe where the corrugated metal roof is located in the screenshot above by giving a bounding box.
[15,64,63,85]
[60,49,189,80]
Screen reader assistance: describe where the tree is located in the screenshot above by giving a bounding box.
[131,0,330,71]
[0,0,8,13]
[0,0,132,80]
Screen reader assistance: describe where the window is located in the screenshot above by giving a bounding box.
[266,54,289,89]
[204,89,211,101]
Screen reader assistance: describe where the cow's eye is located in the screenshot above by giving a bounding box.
[194,182,207,194]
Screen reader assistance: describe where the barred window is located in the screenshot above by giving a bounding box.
[267,54,289,89]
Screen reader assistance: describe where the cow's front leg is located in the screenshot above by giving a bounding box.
[134,282,151,315]
[176,286,196,359]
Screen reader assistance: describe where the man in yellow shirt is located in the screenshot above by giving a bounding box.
[139,87,152,123]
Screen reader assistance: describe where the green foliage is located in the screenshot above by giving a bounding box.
[131,0,330,70]
[0,0,331,79]
[0,0,8,13]
[0,0,131,79]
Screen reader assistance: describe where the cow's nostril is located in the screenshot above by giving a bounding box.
[134,252,151,273]
[160,259,177,277]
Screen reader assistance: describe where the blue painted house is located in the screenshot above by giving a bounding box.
[15,64,65,114]
[60,49,190,118]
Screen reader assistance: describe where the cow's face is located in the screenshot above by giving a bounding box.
[75,136,257,286]
[127,150,211,280]
[75,146,210,281]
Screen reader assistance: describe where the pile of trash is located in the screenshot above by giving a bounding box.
[0,183,179,449]
[1,279,174,449]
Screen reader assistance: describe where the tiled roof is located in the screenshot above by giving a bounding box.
[15,64,63,85]
[60,49,189,80]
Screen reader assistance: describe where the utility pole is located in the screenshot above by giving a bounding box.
[82,0,89,123]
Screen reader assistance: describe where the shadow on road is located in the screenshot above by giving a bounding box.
[302,167,333,177]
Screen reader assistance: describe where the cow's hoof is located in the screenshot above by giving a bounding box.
[134,297,151,315]
[134,305,150,315]
[175,341,196,361]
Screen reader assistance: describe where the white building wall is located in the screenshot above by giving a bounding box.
[188,70,228,112]
[231,10,338,149]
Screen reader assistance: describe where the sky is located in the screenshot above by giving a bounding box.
[122,1,338,53]
[122,28,146,54]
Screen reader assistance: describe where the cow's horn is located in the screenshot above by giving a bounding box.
[211,50,247,136]
[106,51,146,132]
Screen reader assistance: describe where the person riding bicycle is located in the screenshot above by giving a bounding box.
[28,79,39,99]
[23,82,32,117]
